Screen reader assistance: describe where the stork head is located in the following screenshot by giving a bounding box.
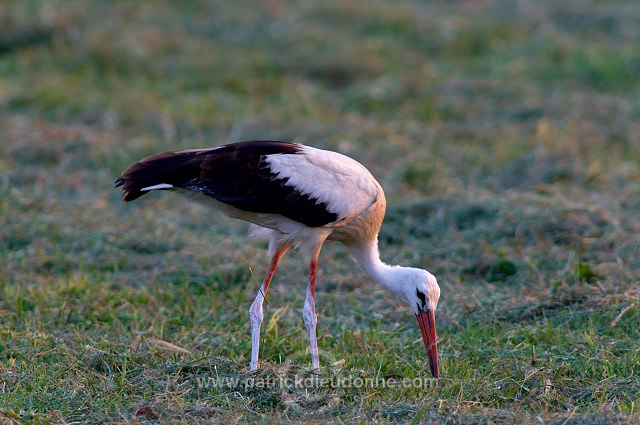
[389,268,440,379]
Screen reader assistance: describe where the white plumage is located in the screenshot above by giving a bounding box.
[264,145,380,222]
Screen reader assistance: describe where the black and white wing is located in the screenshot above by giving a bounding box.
[115,140,380,228]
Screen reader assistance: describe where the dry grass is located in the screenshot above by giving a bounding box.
[1,0,639,423]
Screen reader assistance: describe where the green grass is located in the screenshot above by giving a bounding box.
[1,0,640,423]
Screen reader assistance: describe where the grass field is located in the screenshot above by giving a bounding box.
[1,0,640,423]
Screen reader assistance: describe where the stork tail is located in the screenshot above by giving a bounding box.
[115,151,204,202]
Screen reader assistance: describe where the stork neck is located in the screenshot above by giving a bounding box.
[346,238,401,292]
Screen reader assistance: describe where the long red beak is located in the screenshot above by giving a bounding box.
[416,309,439,379]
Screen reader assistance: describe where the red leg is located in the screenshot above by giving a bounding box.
[249,243,290,370]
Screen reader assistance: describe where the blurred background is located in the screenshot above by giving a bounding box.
[1,0,639,423]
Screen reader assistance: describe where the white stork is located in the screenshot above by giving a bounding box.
[115,140,440,378]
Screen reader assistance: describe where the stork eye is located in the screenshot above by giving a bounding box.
[416,289,427,309]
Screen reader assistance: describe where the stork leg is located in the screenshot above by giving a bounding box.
[302,258,320,372]
[249,241,290,371]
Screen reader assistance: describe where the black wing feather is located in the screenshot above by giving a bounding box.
[115,140,339,227]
